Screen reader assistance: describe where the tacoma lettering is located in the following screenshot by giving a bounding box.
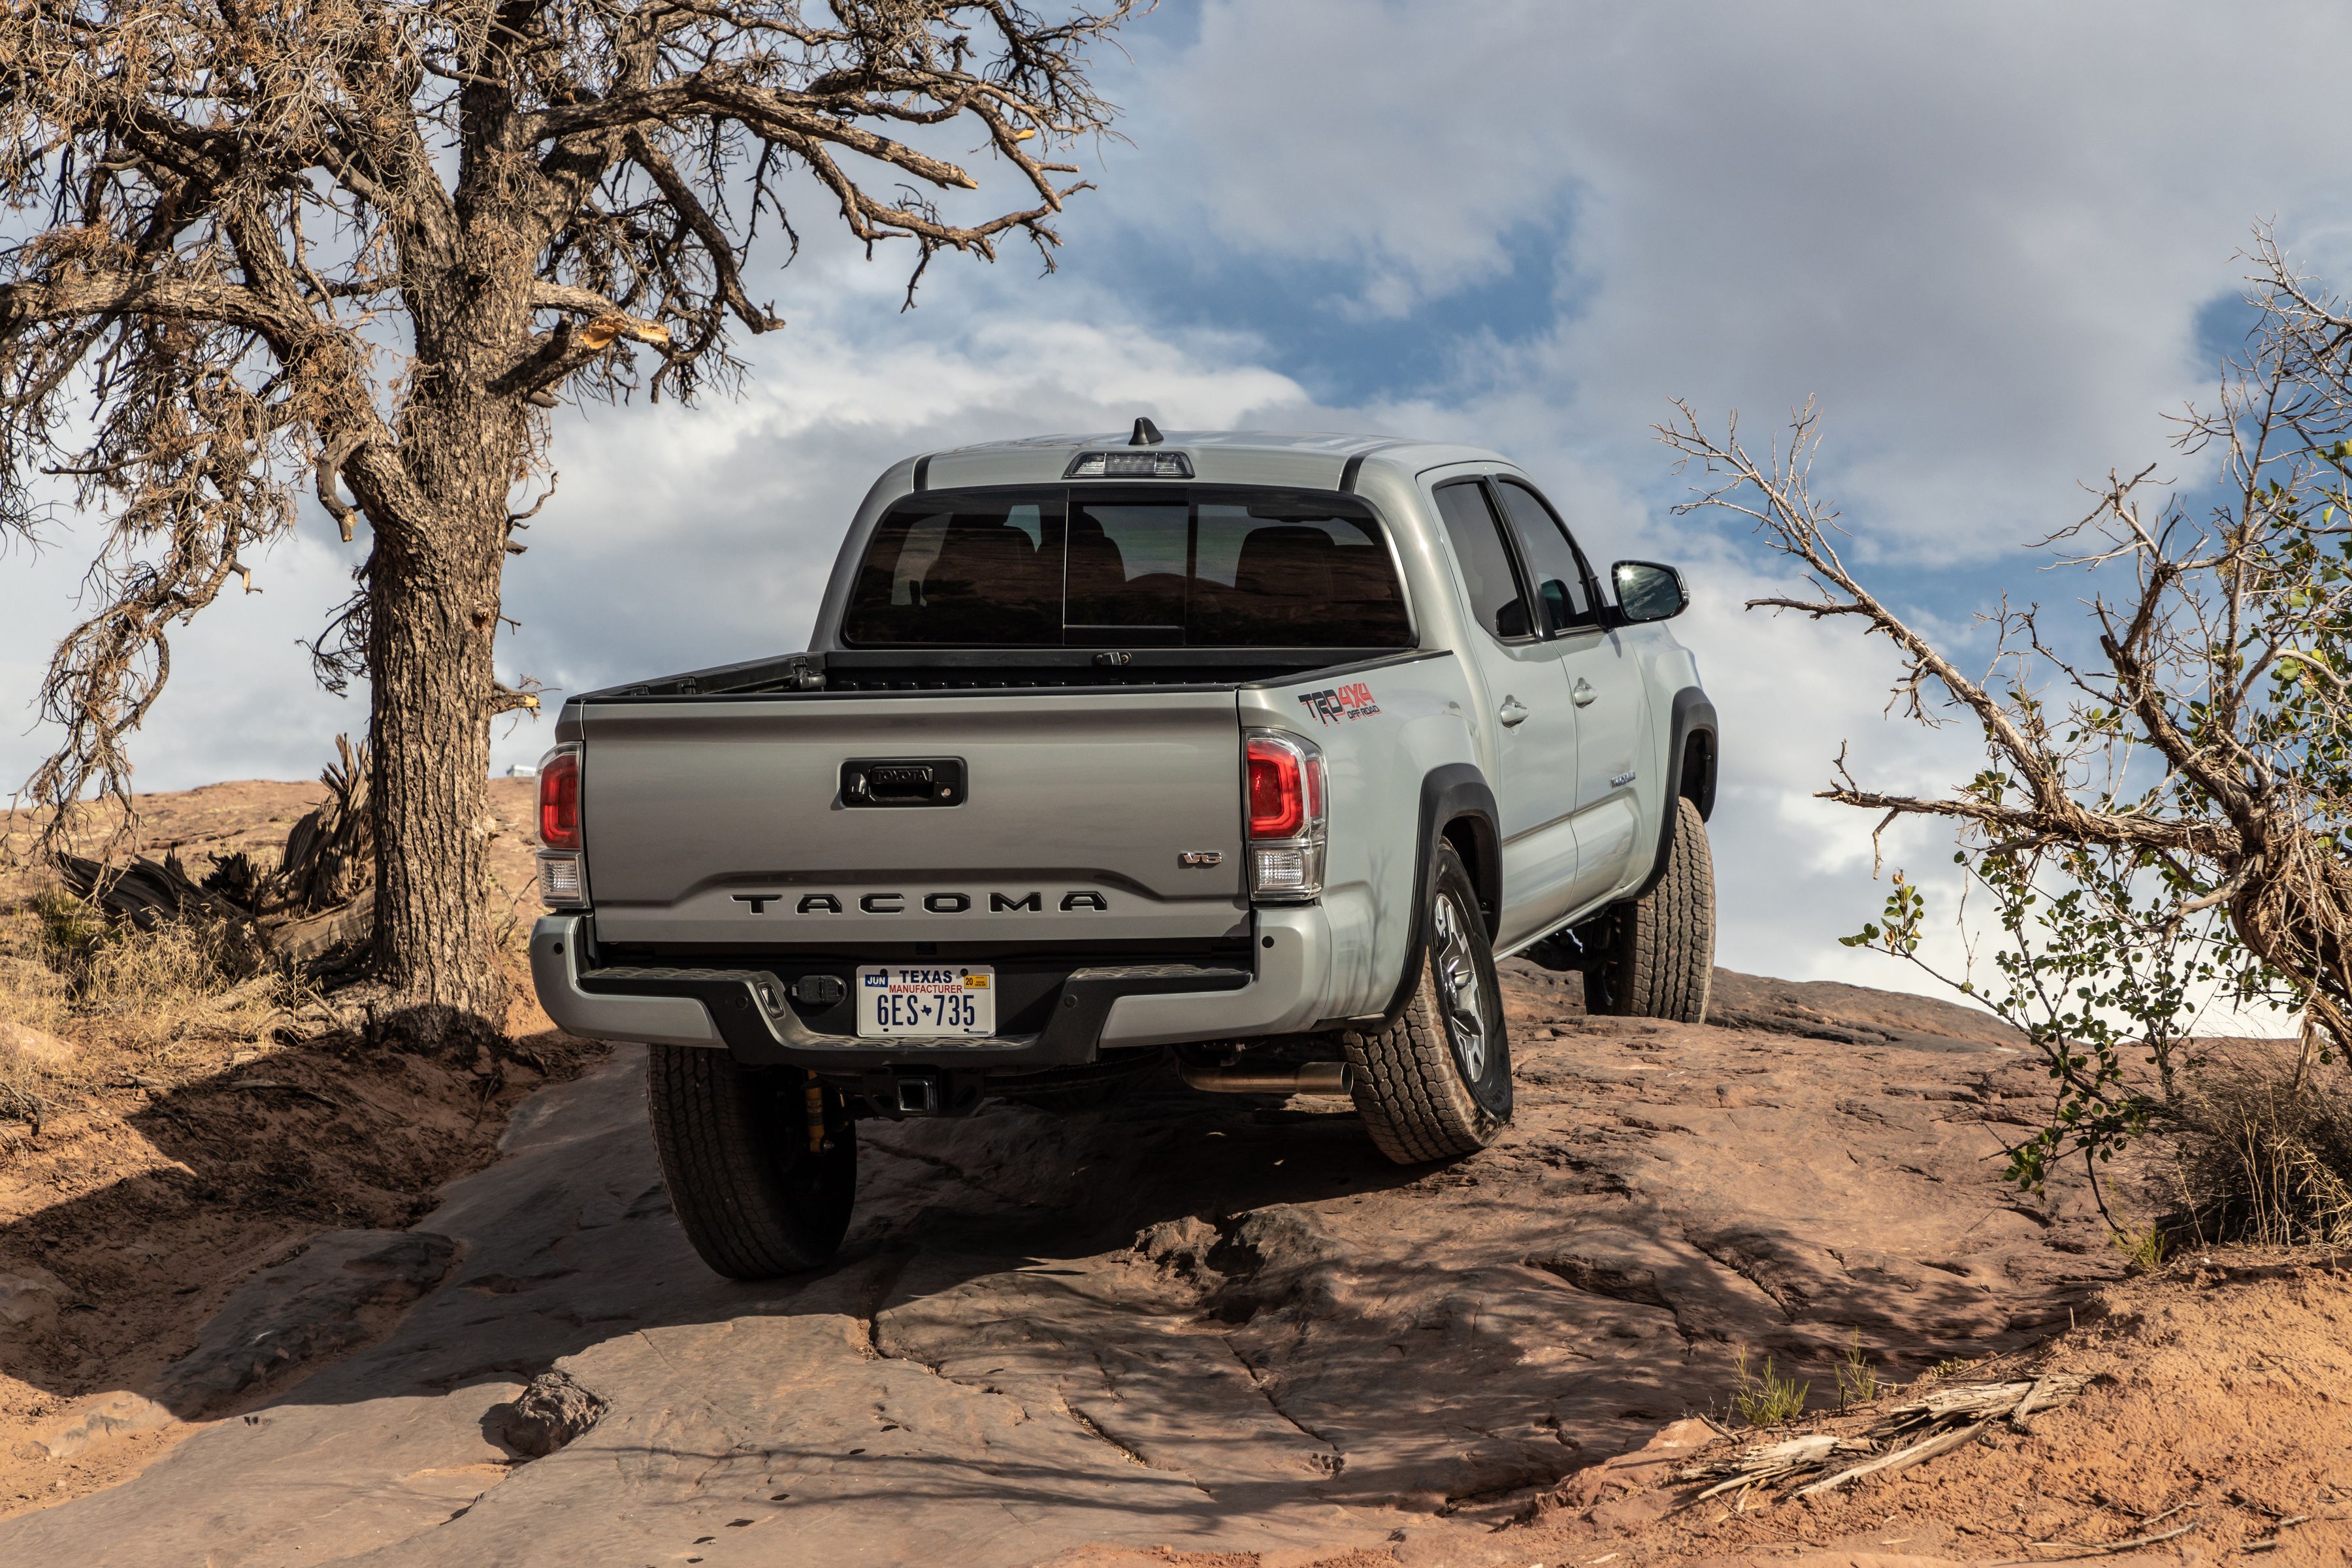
[765,889,1103,913]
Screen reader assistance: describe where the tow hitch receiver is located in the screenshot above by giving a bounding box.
[853,1069,984,1119]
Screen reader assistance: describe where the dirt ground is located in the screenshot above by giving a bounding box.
[0,778,2340,1567]
[0,776,597,1514]
[1462,1253,2352,1567]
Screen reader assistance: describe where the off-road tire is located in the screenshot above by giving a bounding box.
[1343,842,1512,1162]
[645,1045,856,1279]
[1590,796,1714,1022]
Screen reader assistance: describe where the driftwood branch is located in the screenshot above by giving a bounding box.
[1674,1375,2091,1503]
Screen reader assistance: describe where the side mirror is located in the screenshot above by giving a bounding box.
[1611,560,1688,623]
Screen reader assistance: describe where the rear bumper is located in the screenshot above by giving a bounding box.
[528,906,1336,1070]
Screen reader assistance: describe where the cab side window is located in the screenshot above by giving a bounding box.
[1433,480,1534,641]
[1494,478,1596,633]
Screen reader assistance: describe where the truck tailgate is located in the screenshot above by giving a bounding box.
[576,691,1248,946]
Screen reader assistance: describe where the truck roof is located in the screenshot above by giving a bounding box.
[900,429,1511,494]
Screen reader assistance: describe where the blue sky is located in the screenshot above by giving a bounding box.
[8,0,2352,993]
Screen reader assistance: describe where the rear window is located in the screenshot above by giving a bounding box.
[842,487,1413,648]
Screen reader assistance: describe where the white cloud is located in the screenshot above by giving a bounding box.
[1113,0,2352,557]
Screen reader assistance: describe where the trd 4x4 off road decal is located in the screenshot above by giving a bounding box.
[1298,682,1381,725]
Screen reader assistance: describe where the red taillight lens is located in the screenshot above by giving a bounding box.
[538,750,581,849]
[1247,736,1308,839]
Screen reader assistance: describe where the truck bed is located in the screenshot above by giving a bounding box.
[576,647,1402,698]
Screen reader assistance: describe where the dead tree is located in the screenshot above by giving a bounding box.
[1658,228,2352,1186]
[0,0,1136,1041]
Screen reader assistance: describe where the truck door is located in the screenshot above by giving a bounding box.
[1492,477,1646,907]
[1429,478,1584,949]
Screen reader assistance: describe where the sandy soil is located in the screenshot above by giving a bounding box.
[1469,1253,2352,1567]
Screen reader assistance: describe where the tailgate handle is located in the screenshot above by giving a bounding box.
[841,757,966,808]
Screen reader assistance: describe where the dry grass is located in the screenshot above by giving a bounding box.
[0,881,332,1135]
[2161,1043,2352,1249]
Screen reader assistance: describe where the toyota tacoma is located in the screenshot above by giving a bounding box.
[530,425,1718,1277]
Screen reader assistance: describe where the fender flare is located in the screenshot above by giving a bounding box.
[1364,764,1499,1024]
[1627,687,1718,902]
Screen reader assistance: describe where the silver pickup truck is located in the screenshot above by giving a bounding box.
[530,425,1718,1277]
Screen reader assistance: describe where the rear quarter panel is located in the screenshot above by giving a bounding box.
[1243,652,1478,1022]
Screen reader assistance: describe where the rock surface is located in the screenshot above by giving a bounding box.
[0,964,2117,1565]
[25,1391,174,1461]
[152,1230,456,1413]
[484,1370,606,1458]
[0,1020,71,1071]
[0,1264,63,1341]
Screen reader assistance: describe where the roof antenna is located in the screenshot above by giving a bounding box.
[1129,416,1163,447]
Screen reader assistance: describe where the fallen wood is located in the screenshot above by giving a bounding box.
[1994,1519,2200,1561]
[1669,1369,2093,1504]
[2010,1374,2053,1431]
[2244,1512,2310,1552]
[1878,1375,2087,1431]
[1793,1417,1987,1496]
[1678,1432,1876,1499]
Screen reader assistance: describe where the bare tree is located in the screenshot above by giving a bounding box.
[0,0,1137,1041]
[1659,228,2352,1192]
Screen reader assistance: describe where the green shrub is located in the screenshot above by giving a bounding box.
[1731,1345,1808,1428]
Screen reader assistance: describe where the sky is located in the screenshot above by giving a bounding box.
[7,0,2352,1004]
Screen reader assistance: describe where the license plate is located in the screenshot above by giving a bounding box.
[855,965,995,1037]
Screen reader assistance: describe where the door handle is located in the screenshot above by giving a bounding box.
[1571,678,1597,708]
[1498,696,1531,727]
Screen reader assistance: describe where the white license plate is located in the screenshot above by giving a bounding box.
[855,965,995,1037]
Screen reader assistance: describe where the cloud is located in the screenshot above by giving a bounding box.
[1107,0,2352,557]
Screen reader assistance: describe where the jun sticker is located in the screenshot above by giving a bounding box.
[1298,682,1382,725]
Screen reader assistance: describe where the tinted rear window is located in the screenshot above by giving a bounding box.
[842,487,1413,647]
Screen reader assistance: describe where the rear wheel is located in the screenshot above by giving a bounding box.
[1589,796,1715,1022]
[645,1045,856,1279]
[1343,841,1512,1162]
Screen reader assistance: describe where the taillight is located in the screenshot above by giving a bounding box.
[1244,730,1326,903]
[1247,736,1312,838]
[538,747,581,849]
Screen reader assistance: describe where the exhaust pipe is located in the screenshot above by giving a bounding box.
[1179,1062,1353,1096]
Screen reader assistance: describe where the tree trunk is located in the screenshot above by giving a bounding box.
[365,380,523,1042]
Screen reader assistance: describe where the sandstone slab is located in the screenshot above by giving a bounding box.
[154,1230,456,1413]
